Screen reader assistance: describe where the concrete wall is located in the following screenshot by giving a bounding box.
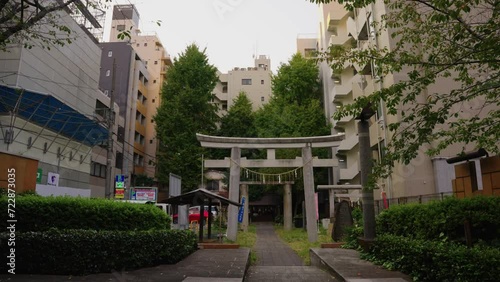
[36,184,91,197]
[225,55,272,111]
[296,37,317,58]
[0,116,92,189]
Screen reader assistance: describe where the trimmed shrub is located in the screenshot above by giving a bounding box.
[366,234,500,282]
[0,196,170,231]
[376,196,500,244]
[0,229,197,275]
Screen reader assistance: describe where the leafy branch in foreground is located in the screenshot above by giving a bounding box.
[311,0,499,187]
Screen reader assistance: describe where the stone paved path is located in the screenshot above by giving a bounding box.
[245,222,336,281]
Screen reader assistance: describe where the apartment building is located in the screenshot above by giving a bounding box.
[213,55,273,114]
[0,5,123,196]
[104,4,173,186]
[301,1,483,199]
[99,42,150,187]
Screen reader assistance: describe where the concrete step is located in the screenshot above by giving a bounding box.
[310,248,412,281]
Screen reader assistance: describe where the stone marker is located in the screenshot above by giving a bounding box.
[332,200,354,241]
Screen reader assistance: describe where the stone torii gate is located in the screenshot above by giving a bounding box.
[196,133,344,242]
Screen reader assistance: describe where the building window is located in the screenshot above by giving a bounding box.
[137,91,143,103]
[304,48,316,58]
[136,43,140,47]
[117,126,125,143]
[117,25,125,31]
[91,162,106,178]
[153,79,157,83]
[144,43,147,47]
[115,152,123,169]
[242,79,252,85]
[154,61,158,65]
[151,119,154,123]
[261,79,264,84]
[108,51,112,57]
[134,154,145,166]
[106,70,110,76]
[206,180,219,191]
[150,139,153,144]
[134,153,144,166]
[261,96,265,102]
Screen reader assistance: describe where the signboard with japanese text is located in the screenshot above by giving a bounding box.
[238,197,245,223]
[130,187,157,202]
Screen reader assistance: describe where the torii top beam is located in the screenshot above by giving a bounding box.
[196,133,345,149]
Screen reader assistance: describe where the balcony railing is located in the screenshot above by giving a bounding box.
[326,5,350,31]
[340,161,359,180]
[337,133,359,152]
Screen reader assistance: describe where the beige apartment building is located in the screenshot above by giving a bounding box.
[213,55,273,114]
[106,4,172,184]
[298,1,490,199]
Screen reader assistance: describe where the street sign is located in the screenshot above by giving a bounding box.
[36,168,42,184]
[238,196,245,223]
[115,174,125,188]
[115,188,125,199]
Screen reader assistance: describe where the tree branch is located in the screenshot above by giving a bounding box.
[0,0,79,45]
[411,0,486,41]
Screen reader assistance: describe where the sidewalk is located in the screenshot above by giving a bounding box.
[245,222,336,281]
[0,248,250,282]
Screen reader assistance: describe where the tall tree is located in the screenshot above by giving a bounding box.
[219,91,256,138]
[254,53,331,207]
[155,44,219,192]
[256,52,330,139]
[0,0,109,50]
[215,91,258,160]
[310,0,499,186]
[271,52,323,106]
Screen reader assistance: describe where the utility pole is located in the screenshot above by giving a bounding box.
[201,154,204,188]
[105,59,116,199]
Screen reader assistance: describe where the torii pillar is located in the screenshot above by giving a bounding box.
[302,144,317,242]
[283,183,293,231]
[227,147,241,241]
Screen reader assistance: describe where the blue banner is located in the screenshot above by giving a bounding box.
[238,197,246,223]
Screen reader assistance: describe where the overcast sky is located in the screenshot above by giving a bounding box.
[103,0,319,73]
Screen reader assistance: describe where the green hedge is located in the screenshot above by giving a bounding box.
[0,196,170,231]
[376,196,500,244]
[366,234,500,282]
[0,229,197,275]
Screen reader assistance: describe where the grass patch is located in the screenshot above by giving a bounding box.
[224,224,258,264]
[237,225,258,264]
[275,225,331,265]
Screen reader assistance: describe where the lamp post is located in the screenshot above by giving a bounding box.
[356,104,376,244]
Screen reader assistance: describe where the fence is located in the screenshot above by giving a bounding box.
[374,192,455,215]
